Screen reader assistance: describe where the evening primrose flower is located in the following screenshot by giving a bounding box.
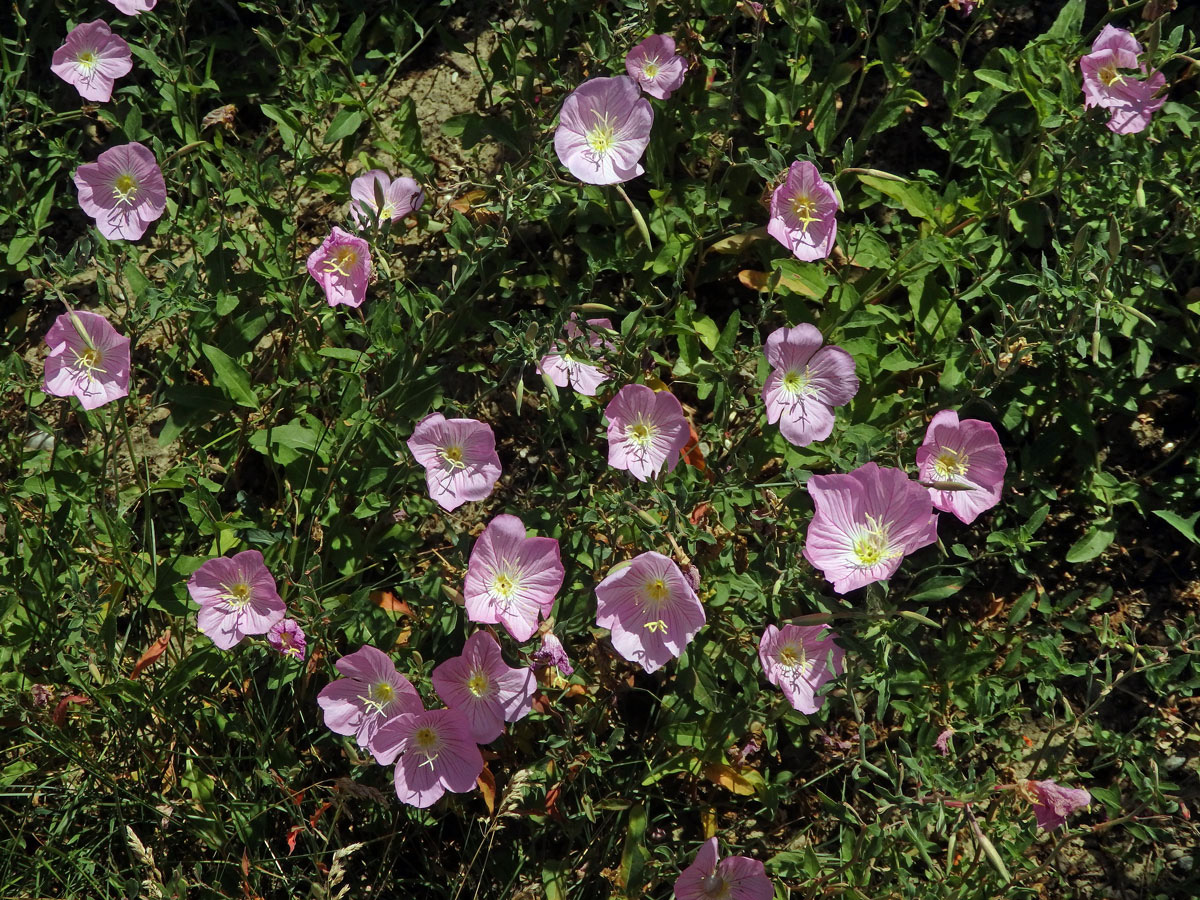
[915,409,1007,524]
[105,0,156,14]
[554,76,653,185]
[42,310,131,410]
[803,462,938,594]
[531,632,573,677]
[464,514,565,642]
[762,324,858,447]
[349,169,424,226]
[1080,25,1166,134]
[674,837,774,900]
[757,624,844,714]
[604,384,691,482]
[406,413,503,512]
[370,708,484,808]
[187,550,287,651]
[73,142,166,241]
[317,645,423,749]
[595,551,705,673]
[307,227,371,308]
[51,20,132,103]
[431,631,536,743]
[625,35,687,100]
[537,314,614,396]
[767,160,838,261]
[1023,779,1091,831]
[267,618,307,660]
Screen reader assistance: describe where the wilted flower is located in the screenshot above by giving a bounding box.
[767,160,838,261]
[371,708,484,808]
[761,324,858,447]
[74,142,166,241]
[554,76,653,185]
[105,0,155,15]
[935,727,954,756]
[1023,779,1091,830]
[350,169,424,226]
[1080,25,1166,134]
[915,410,1007,524]
[674,837,774,900]
[604,384,691,482]
[267,618,307,660]
[625,35,687,100]
[537,315,614,396]
[51,20,132,103]
[531,632,573,677]
[187,550,287,650]
[595,551,705,673]
[407,413,503,512]
[757,624,844,714]
[317,645,423,749]
[43,310,131,410]
[464,514,564,641]
[948,0,976,13]
[432,631,536,743]
[803,462,938,594]
[307,227,371,308]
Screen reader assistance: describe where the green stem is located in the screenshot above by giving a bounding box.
[614,184,653,251]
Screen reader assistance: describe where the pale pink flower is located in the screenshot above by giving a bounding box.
[306,227,371,308]
[1024,779,1091,831]
[915,410,1007,524]
[43,310,131,410]
[370,708,484,808]
[316,645,423,749]
[187,550,287,651]
[349,169,424,226]
[464,514,564,642]
[554,76,653,185]
[51,20,133,103]
[531,632,573,677]
[604,384,690,482]
[767,160,838,261]
[935,728,954,756]
[674,837,773,900]
[803,462,938,594]
[625,35,687,100]
[595,551,705,674]
[1104,74,1166,134]
[1080,25,1166,134]
[762,324,858,446]
[757,624,844,714]
[406,413,502,512]
[537,315,614,396]
[267,618,306,660]
[73,142,166,241]
[432,631,536,743]
[106,0,155,14]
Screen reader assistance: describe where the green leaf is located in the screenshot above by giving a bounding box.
[1152,509,1200,545]
[1043,0,1085,41]
[857,174,937,221]
[619,803,648,898]
[200,344,258,409]
[693,316,720,351]
[1065,523,1116,563]
[323,109,364,144]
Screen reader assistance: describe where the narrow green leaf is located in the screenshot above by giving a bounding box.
[200,344,257,409]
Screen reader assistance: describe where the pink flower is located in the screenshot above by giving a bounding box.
[349,169,424,226]
[803,462,939,594]
[370,708,484,808]
[51,20,133,103]
[464,514,564,641]
[186,550,287,651]
[948,0,975,13]
[42,310,131,410]
[761,324,858,447]
[604,384,691,482]
[531,632,573,677]
[757,624,844,714]
[267,618,306,660]
[406,413,502,512]
[915,410,1007,524]
[595,551,705,673]
[625,35,687,100]
[674,837,773,900]
[105,0,155,15]
[306,227,371,308]
[73,142,166,241]
[935,728,954,756]
[432,631,536,743]
[317,645,423,749]
[554,76,653,185]
[1024,779,1091,831]
[767,160,838,262]
[537,315,614,396]
[1080,25,1166,134]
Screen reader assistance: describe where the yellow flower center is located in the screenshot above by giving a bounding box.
[702,873,731,899]
[933,448,969,480]
[491,569,519,600]
[71,346,106,378]
[643,61,660,79]
[76,50,98,73]
[851,514,902,568]
[467,670,491,697]
[441,444,465,470]
[644,577,669,605]
[413,726,441,768]
[112,173,139,205]
[322,246,359,277]
[378,203,395,220]
[791,193,819,227]
[225,581,253,609]
[628,416,657,449]
[781,368,811,396]
[585,114,617,156]
[778,642,805,668]
[369,681,394,704]
[1098,63,1125,87]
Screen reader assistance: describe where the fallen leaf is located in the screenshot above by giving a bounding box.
[371,590,414,617]
[131,629,171,678]
[477,764,496,816]
[52,694,90,727]
[703,763,764,796]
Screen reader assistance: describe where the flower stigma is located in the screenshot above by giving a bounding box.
[781,367,811,397]
[791,193,819,227]
[467,669,491,697]
[628,415,658,449]
[322,246,359,278]
[851,514,901,568]
[224,581,253,609]
[112,172,139,205]
[76,50,98,74]
[933,447,970,480]
[585,113,618,157]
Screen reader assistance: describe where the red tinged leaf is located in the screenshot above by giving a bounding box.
[689,502,711,525]
[680,422,715,482]
[52,694,90,727]
[285,824,302,854]
[477,763,497,816]
[131,629,171,678]
[371,590,414,617]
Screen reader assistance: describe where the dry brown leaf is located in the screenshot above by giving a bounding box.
[131,629,171,679]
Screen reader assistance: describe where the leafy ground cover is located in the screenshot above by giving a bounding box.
[2,0,1199,897]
